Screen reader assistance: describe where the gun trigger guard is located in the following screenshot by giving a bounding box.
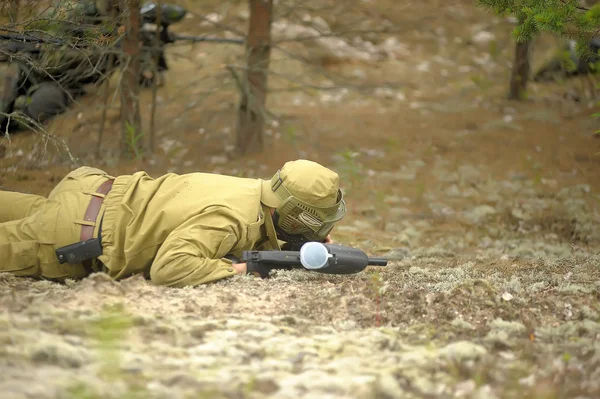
[246,260,271,279]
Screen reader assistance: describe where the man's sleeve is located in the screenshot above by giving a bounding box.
[150,206,243,287]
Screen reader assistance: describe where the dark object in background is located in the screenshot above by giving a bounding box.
[0,1,244,132]
[534,37,600,82]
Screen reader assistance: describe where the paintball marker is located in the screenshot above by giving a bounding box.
[140,2,245,45]
[238,242,388,277]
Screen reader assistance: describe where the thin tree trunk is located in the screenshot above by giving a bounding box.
[148,0,162,155]
[508,38,531,100]
[96,0,119,159]
[236,0,273,155]
[8,0,20,22]
[119,0,143,159]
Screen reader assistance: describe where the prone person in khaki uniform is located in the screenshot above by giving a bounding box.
[0,160,346,287]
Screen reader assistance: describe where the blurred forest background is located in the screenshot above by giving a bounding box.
[1,0,599,251]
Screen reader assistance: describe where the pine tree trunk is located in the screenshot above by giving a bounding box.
[96,0,119,159]
[8,0,20,22]
[236,0,273,155]
[508,39,531,100]
[119,0,143,158]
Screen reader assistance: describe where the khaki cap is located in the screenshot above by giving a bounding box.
[260,159,340,208]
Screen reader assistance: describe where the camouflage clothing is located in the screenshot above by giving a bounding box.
[0,1,186,128]
[31,0,119,86]
[0,1,120,128]
[534,38,600,82]
[0,63,20,127]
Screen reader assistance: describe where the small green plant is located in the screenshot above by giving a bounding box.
[415,181,427,203]
[385,137,402,151]
[283,125,298,145]
[124,121,144,160]
[65,303,138,397]
[471,74,493,91]
[367,270,385,327]
[522,155,543,185]
[591,113,600,138]
[66,382,102,399]
[87,303,134,379]
[374,190,386,206]
[489,40,500,60]
[372,190,389,231]
[335,148,363,191]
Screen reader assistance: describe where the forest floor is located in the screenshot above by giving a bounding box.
[1,0,599,398]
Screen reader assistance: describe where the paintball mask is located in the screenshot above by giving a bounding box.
[262,160,347,246]
[141,2,188,26]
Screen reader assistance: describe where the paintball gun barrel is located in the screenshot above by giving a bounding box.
[168,33,244,45]
[241,242,388,275]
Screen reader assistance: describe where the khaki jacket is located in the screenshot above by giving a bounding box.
[98,171,281,287]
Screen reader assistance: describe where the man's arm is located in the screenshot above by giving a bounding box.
[232,234,334,278]
[150,207,245,287]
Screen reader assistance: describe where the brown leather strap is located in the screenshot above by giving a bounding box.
[80,179,113,241]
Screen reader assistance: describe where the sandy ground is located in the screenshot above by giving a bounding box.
[1,0,600,398]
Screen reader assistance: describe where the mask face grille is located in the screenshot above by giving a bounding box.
[275,200,344,241]
[270,170,346,241]
[278,206,312,234]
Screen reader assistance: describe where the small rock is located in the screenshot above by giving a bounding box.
[473,385,498,399]
[451,317,475,330]
[455,379,477,397]
[162,372,205,389]
[501,292,513,301]
[519,374,536,387]
[372,373,405,398]
[464,205,497,224]
[489,319,527,335]
[210,155,228,164]
[445,184,461,196]
[472,31,496,44]
[484,319,527,349]
[511,208,531,221]
[0,380,59,399]
[352,220,373,229]
[30,339,92,368]
[457,164,481,183]
[564,303,573,320]
[416,62,430,72]
[352,69,366,79]
[357,205,377,217]
[541,178,558,188]
[439,341,487,362]
[189,321,220,339]
[382,195,403,204]
[254,377,280,394]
